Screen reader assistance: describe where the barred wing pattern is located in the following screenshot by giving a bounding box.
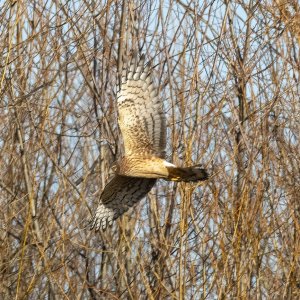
[90,54,164,231]
[90,176,156,231]
[117,54,166,158]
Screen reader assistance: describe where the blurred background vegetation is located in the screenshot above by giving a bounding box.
[0,0,299,299]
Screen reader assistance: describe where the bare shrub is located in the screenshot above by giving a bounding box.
[0,1,299,299]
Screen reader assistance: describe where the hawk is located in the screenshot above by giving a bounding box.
[90,53,208,231]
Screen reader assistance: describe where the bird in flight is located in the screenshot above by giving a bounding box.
[90,53,208,231]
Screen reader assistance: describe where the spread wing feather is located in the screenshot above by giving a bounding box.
[117,54,166,158]
[90,54,165,231]
[90,175,156,231]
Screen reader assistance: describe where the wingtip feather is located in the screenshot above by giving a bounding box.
[120,51,148,84]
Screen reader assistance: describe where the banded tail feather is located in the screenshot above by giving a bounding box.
[166,165,209,182]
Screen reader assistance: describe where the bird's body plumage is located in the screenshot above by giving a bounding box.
[90,53,208,231]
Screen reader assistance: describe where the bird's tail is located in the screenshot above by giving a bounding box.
[166,165,209,182]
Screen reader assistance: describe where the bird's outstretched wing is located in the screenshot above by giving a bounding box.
[117,53,166,158]
[90,175,156,231]
[90,54,165,231]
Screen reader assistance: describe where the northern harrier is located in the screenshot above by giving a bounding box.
[90,53,208,231]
